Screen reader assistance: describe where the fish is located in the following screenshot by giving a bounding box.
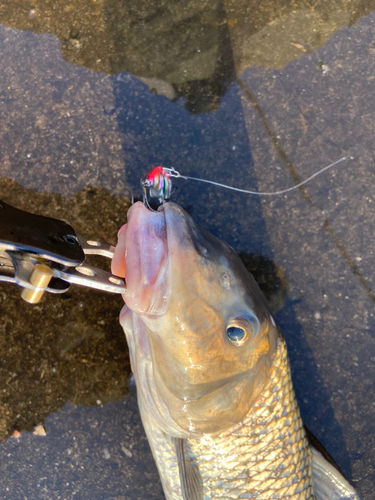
[112,201,361,500]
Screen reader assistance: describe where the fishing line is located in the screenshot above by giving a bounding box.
[141,156,348,207]
[178,157,347,196]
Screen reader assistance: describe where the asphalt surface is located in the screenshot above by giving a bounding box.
[0,2,374,499]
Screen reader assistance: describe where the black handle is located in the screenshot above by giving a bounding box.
[0,200,85,267]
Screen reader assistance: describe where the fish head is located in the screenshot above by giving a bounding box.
[113,201,279,436]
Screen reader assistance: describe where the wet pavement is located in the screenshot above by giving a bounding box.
[0,1,374,498]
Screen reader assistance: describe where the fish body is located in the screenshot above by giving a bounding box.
[112,201,360,500]
[141,336,312,499]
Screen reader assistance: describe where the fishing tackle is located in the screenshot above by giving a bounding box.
[141,166,180,211]
[0,200,125,303]
[141,157,348,210]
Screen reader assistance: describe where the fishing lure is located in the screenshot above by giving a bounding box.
[141,157,347,209]
[141,166,173,210]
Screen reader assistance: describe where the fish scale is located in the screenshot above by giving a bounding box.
[187,337,313,499]
[141,336,313,500]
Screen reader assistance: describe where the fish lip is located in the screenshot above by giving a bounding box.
[123,201,170,316]
[119,303,130,322]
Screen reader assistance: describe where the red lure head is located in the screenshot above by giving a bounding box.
[142,166,172,201]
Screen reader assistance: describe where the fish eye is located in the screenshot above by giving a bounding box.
[226,315,260,347]
[226,326,247,346]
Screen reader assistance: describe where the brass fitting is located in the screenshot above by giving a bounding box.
[21,263,53,304]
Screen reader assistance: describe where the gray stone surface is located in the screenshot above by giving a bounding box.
[0,3,374,499]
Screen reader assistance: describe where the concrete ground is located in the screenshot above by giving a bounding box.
[0,2,374,499]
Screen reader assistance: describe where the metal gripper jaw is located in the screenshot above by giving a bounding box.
[0,200,125,304]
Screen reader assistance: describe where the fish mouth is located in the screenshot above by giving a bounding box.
[122,201,170,316]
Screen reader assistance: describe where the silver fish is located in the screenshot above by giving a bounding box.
[112,201,361,500]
